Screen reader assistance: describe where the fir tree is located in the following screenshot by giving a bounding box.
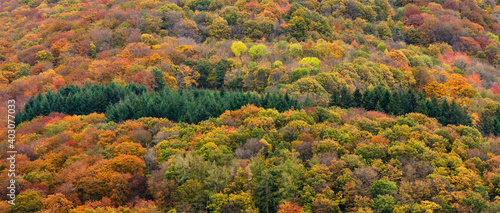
[329,91,341,107]
[363,89,375,110]
[340,87,353,108]
[476,111,494,135]
[439,99,450,125]
[353,88,363,108]
[151,68,165,91]
[381,89,392,113]
[303,94,314,108]
[494,112,500,136]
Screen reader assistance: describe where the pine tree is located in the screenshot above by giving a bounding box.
[94,91,109,113]
[353,88,363,108]
[426,96,439,118]
[340,87,353,108]
[329,91,341,107]
[183,111,194,124]
[417,100,428,115]
[45,90,55,110]
[363,89,375,110]
[494,112,500,136]
[198,106,211,122]
[65,93,78,115]
[261,93,270,108]
[151,68,165,91]
[375,101,384,112]
[420,99,431,116]
[476,111,494,135]
[390,91,403,115]
[40,96,51,116]
[214,59,230,88]
[439,99,450,125]
[220,86,227,97]
[381,89,392,113]
[402,88,419,114]
[303,94,314,108]
[79,90,93,115]
[449,100,461,126]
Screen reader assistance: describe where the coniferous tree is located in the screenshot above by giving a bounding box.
[40,96,51,116]
[45,90,55,110]
[23,97,36,120]
[494,111,500,136]
[363,89,375,110]
[94,92,108,113]
[375,101,384,112]
[303,94,314,108]
[390,91,403,115]
[52,93,64,113]
[340,87,353,108]
[151,68,165,91]
[424,96,439,118]
[64,93,76,115]
[449,100,461,126]
[329,91,341,107]
[417,100,428,115]
[402,88,418,114]
[213,59,230,88]
[420,99,431,115]
[261,93,270,107]
[79,90,93,115]
[220,86,227,97]
[381,89,392,113]
[353,88,363,107]
[477,111,495,135]
[439,99,450,125]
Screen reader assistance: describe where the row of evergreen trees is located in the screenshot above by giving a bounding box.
[16,82,300,124]
[16,82,139,124]
[17,82,473,127]
[329,86,472,126]
[105,87,299,123]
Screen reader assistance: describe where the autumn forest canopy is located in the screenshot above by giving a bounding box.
[1,0,500,212]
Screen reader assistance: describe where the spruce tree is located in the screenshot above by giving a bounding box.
[427,96,440,117]
[420,99,432,116]
[303,94,314,108]
[329,91,341,107]
[403,88,418,114]
[40,96,51,116]
[375,101,384,112]
[390,91,403,115]
[363,89,375,110]
[94,92,109,113]
[151,68,165,91]
[449,100,461,126]
[439,99,450,125]
[381,89,392,113]
[353,88,363,108]
[65,93,79,115]
[340,87,353,108]
[494,112,500,136]
[476,111,494,135]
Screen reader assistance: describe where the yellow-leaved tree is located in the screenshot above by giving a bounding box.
[231,41,248,57]
[445,74,475,97]
[424,81,448,98]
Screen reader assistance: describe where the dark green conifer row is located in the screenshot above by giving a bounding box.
[329,85,472,126]
[16,83,300,124]
[18,82,474,127]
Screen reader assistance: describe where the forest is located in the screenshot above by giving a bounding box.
[0,0,500,211]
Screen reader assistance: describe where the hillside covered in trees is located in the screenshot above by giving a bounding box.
[1,0,500,211]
